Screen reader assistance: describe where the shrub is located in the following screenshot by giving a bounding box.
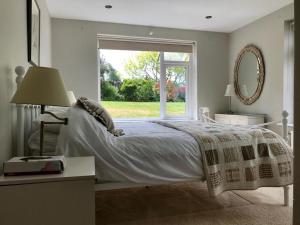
[166,80,176,102]
[177,86,186,101]
[101,81,121,101]
[120,79,159,102]
[119,79,138,101]
[137,79,158,101]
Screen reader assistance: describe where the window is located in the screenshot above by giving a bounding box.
[283,21,294,123]
[98,35,197,120]
[161,53,189,118]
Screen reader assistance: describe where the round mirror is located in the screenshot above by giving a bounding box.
[234,45,265,105]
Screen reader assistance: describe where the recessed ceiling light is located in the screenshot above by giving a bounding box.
[205,16,212,19]
[105,5,112,9]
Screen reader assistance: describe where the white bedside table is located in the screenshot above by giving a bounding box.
[215,113,265,125]
[0,157,95,225]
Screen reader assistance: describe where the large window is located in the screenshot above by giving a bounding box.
[98,36,196,120]
[283,21,294,123]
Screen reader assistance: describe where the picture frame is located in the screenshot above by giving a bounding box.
[27,0,40,66]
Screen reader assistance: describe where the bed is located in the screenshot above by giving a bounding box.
[14,72,293,205]
[52,106,292,196]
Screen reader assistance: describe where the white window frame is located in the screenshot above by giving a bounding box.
[98,34,198,121]
[160,54,191,119]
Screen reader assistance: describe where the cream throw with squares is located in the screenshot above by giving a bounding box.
[154,121,293,196]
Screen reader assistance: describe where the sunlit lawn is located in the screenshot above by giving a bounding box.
[101,101,185,118]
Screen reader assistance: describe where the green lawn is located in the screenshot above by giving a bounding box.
[101,101,185,118]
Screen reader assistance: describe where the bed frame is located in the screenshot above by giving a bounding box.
[14,68,292,206]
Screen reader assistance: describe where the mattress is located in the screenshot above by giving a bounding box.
[56,107,204,184]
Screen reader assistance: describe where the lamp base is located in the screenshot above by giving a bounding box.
[40,105,68,156]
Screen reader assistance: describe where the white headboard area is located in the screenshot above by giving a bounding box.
[14,66,41,156]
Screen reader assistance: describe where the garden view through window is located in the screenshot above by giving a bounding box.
[99,49,190,119]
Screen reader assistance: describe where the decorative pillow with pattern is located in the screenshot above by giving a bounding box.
[76,97,124,136]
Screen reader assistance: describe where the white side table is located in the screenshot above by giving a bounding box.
[0,157,95,225]
[215,113,265,125]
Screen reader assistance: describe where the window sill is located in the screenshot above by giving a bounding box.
[113,117,193,123]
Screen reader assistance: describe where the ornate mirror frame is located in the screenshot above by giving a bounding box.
[234,44,265,105]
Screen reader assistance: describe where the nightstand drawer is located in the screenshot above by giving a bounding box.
[215,114,265,125]
[215,115,231,124]
[230,115,249,125]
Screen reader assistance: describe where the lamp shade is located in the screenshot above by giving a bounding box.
[11,66,71,107]
[67,91,76,105]
[224,84,234,97]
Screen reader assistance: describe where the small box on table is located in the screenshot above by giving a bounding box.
[3,156,65,176]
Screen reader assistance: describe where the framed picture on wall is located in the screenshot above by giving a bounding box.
[27,0,40,66]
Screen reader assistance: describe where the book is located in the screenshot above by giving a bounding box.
[3,156,65,176]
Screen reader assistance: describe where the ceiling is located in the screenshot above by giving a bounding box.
[46,0,293,33]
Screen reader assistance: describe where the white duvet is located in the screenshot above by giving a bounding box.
[56,107,204,184]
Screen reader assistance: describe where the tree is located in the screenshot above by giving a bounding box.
[125,52,160,81]
[100,55,121,85]
[124,51,187,86]
[100,55,122,100]
[166,67,186,86]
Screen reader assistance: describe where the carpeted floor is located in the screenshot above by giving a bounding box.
[95,182,292,225]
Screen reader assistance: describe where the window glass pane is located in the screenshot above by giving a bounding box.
[165,66,187,117]
[164,52,190,61]
[100,50,160,118]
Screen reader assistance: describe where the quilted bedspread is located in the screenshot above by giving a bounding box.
[154,121,293,196]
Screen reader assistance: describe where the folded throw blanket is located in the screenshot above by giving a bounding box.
[154,121,293,196]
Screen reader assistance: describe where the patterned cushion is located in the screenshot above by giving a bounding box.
[76,97,124,136]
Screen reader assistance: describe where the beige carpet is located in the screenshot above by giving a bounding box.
[95,182,292,225]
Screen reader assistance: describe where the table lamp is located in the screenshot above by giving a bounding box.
[67,91,77,105]
[11,66,71,156]
[224,84,234,114]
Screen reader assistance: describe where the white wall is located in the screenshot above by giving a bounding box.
[229,4,294,130]
[51,19,229,116]
[0,0,51,169]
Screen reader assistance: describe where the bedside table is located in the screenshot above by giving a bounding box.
[215,113,265,125]
[0,157,95,225]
